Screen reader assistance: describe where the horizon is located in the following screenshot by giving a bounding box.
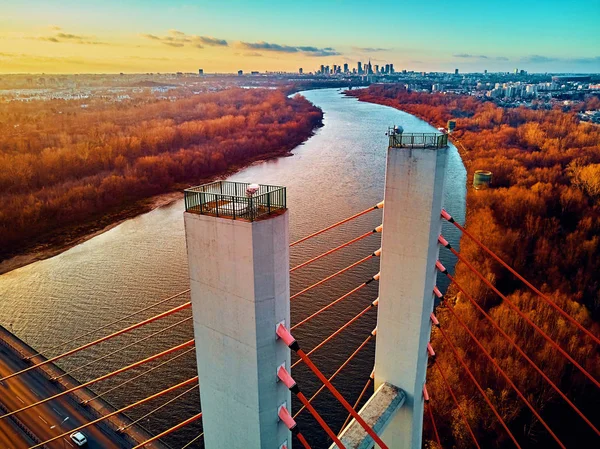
[1,0,599,74]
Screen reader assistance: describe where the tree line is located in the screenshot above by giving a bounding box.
[349,85,600,448]
[0,89,323,260]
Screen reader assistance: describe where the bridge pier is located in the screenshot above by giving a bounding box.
[374,143,448,448]
[184,182,291,449]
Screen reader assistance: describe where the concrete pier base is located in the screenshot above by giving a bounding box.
[374,145,448,448]
[184,210,291,449]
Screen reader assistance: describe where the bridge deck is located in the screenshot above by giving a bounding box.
[0,325,168,449]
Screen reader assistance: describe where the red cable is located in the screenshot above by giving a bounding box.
[297,349,388,449]
[441,295,566,448]
[290,204,381,247]
[132,412,203,449]
[443,248,600,389]
[293,334,373,418]
[292,282,370,331]
[0,301,191,383]
[427,402,442,448]
[0,339,195,420]
[291,303,375,369]
[291,254,374,300]
[442,209,600,346]
[297,433,312,449]
[340,374,373,434]
[433,361,481,449]
[297,391,347,448]
[290,229,378,272]
[446,272,600,436]
[442,209,600,344]
[436,324,522,448]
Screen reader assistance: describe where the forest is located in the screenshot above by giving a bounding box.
[350,85,600,448]
[0,89,323,261]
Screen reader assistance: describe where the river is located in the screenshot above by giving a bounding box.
[0,88,466,448]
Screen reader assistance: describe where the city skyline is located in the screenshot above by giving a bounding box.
[1,0,599,74]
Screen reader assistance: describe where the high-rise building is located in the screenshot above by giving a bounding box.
[390,64,395,73]
[484,69,488,74]
[454,68,459,75]
[357,62,363,74]
[367,60,373,74]
[198,69,204,76]
[333,65,338,74]
[320,64,325,74]
[375,65,379,74]
[299,68,303,74]
[343,63,349,73]
[385,64,390,74]
[237,70,243,76]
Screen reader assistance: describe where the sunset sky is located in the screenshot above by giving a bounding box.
[1,0,599,74]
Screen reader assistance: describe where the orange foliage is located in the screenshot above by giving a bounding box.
[0,89,322,259]
[351,85,600,447]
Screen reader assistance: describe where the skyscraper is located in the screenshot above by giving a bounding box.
[454,68,459,75]
[299,68,303,74]
[357,62,363,74]
[343,63,349,73]
[320,64,325,74]
[390,64,395,73]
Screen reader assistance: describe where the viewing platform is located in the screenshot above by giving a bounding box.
[388,128,449,149]
[184,180,286,221]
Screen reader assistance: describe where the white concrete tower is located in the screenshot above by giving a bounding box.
[183,181,291,449]
[374,132,448,448]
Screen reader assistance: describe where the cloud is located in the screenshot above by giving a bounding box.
[244,52,263,57]
[30,30,109,45]
[238,41,339,57]
[141,31,228,48]
[454,53,508,61]
[520,54,600,65]
[56,32,88,40]
[196,36,227,46]
[162,42,185,47]
[352,47,390,53]
[49,25,62,31]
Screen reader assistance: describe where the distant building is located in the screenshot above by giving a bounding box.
[198,69,204,76]
[375,64,379,74]
[454,68,459,75]
[514,68,519,74]
[238,70,243,76]
[299,68,303,74]
[390,64,394,73]
[251,71,259,75]
[484,69,488,74]
[357,62,363,74]
[343,63,349,73]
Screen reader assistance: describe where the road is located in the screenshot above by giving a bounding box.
[0,343,127,449]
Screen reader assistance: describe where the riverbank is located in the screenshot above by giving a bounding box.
[0,147,304,275]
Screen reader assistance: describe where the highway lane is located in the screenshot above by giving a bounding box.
[0,343,127,449]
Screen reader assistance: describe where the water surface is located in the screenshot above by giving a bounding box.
[0,88,466,447]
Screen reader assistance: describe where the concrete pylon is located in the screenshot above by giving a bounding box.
[374,143,448,448]
[184,186,291,449]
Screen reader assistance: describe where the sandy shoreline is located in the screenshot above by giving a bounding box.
[0,191,184,276]
[0,148,301,276]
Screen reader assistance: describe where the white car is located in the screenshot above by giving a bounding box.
[69,431,87,446]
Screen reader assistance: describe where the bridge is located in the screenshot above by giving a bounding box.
[0,129,598,448]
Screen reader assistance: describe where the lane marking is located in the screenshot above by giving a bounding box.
[15,396,24,404]
[38,415,48,425]
[52,407,64,417]
[63,438,74,447]
[29,388,39,397]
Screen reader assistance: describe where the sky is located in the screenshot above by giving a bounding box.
[0,0,599,74]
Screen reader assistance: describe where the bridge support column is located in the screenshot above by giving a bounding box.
[184,203,291,448]
[374,144,448,448]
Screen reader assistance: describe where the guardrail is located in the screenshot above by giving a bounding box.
[185,181,286,221]
[388,131,448,149]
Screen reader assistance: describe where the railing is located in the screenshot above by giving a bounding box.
[388,131,448,149]
[184,181,286,221]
